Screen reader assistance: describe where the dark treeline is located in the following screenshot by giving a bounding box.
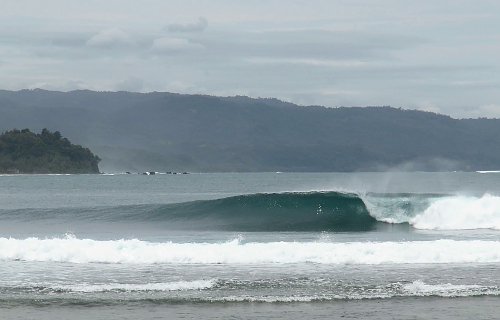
[0,128,101,173]
[0,89,499,172]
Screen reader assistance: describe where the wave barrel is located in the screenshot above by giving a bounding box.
[156,192,378,232]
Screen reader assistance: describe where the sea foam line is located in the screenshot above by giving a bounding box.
[212,281,500,301]
[53,279,216,293]
[402,280,489,297]
[2,236,500,265]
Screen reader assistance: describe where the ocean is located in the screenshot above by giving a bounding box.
[1,171,500,319]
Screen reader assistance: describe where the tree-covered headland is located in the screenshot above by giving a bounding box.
[0,128,101,174]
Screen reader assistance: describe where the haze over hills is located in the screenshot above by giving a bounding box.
[1,89,499,173]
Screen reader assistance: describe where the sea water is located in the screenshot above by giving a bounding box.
[1,172,500,319]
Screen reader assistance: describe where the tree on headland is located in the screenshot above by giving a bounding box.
[0,128,101,174]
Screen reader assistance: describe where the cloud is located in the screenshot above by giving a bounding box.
[151,37,204,54]
[32,80,89,92]
[114,77,145,92]
[450,80,499,88]
[476,104,500,119]
[204,29,428,62]
[166,17,208,33]
[414,101,441,114]
[164,81,207,95]
[86,28,134,48]
[375,158,461,172]
[1,1,500,119]
[321,89,363,96]
[246,58,366,67]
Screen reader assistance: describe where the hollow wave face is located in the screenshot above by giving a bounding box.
[0,191,377,232]
[153,191,377,232]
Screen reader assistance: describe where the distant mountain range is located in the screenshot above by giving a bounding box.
[1,89,499,172]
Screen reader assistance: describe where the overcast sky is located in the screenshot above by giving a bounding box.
[1,0,499,118]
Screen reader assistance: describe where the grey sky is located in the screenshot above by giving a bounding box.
[1,0,499,118]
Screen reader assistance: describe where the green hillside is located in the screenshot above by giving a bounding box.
[1,89,500,172]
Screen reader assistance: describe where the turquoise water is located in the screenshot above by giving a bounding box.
[1,172,500,319]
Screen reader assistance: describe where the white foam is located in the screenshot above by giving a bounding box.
[363,194,428,224]
[403,280,493,297]
[204,280,500,300]
[55,279,216,293]
[207,295,337,303]
[410,194,500,230]
[3,236,500,265]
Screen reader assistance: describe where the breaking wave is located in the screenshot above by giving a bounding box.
[409,194,500,230]
[2,236,500,265]
[3,191,500,231]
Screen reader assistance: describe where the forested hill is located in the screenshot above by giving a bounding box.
[0,128,101,174]
[0,89,499,172]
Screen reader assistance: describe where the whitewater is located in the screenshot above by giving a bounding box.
[2,172,500,320]
[3,236,500,265]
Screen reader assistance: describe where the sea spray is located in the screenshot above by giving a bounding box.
[362,193,445,223]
